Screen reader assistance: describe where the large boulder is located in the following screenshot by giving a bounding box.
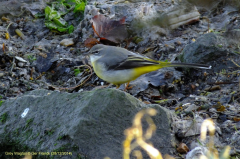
[0,88,177,159]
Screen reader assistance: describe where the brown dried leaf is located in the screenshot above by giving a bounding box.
[177,143,189,154]
[84,38,100,48]
[91,14,128,44]
[213,102,226,112]
[233,117,240,122]
[217,106,226,112]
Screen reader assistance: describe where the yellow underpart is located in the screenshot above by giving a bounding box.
[92,58,173,87]
[132,61,172,80]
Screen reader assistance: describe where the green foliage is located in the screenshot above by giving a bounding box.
[26,118,34,126]
[45,129,55,136]
[74,68,82,76]
[74,1,86,13]
[0,113,8,123]
[34,12,45,18]
[27,55,36,63]
[0,134,36,159]
[0,95,3,107]
[44,0,86,33]
[22,118,34,130]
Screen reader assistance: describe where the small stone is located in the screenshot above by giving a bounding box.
[0,72,4,77]
[60,38,74,47]
[19,69,27,77]
[15,56,27,63]
[18,62,24,67]
[10,87,20,93]
[186,147,207,159]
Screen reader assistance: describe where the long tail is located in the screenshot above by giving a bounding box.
[169,62,212,69]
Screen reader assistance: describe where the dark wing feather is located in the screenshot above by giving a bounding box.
[109,55,159,70]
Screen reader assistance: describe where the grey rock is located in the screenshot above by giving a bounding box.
[0,88,177,159]
[179,33,228,64]
[175,115,204,137]
[122,67,182,96]
[186,147,207,159]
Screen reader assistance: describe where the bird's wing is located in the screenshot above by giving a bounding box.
[109,55,159,70]
[96,45,159,70]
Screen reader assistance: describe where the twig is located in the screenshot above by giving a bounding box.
[49,65,93,91]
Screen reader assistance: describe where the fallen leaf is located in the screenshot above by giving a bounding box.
[213,102,226,112]
[217,106,226,112]
[177,143,189,154]
[91,14,128,44]
[233,117,240,122]
[84,37,100,48]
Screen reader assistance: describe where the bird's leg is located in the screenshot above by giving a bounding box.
[116,84,120,89]
[124,82,133,91]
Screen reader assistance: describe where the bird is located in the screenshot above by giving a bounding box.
[85,44,211,88]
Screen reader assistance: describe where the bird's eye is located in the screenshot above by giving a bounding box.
[92,51,99,54]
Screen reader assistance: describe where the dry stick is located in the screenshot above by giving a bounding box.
[5,22,13,39]
[230,59,240,67]
[203,70,219,95]
[49,65,93,91]
[229,59,240,89]
[6,22,13,31]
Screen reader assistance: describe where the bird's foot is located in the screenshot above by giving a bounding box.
[124,82,134,91]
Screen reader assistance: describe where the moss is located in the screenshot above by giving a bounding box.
[0,113,8,123]
[0,100,4,107]
[57,134,69,140]
[72,144,79,151]
[31,132,40,140]
[23,118,34,130]
[0,134,38,159]
[77,153,91,159]
[36,140,44,148]
[25,129,33,139]
[13,128,20,136]
[53,144,69,152]
[45,129,55,136]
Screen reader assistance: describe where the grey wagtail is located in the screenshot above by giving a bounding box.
[86,44,211,88]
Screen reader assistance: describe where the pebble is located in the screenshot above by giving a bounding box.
[60,38,74,46]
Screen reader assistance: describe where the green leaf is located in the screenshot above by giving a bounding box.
[74,2,85,13]
[0,100,4,107]
[34,12,45,18]
[45,22,59,30]
[45,6,52,19]
[44,0,86,33]
[53,17,67,27]
[68,25,74,33]
[57,27,69,32]
[74,69,81,76]
[45,6,61,20]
